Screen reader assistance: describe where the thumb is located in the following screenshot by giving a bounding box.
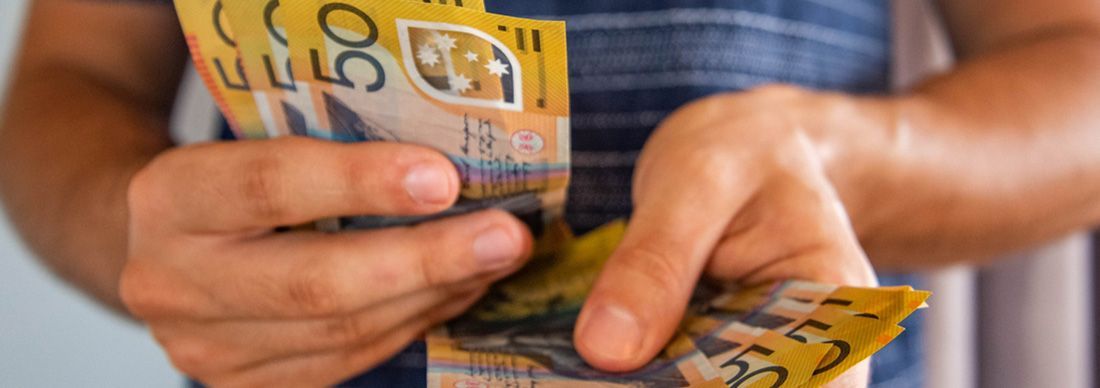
[573,147,759,372]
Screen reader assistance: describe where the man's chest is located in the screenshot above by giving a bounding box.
[486,0,891,98]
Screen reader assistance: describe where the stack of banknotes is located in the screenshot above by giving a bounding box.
[430,221,930,387]
[176,0,570,229]
[175,1,931,386]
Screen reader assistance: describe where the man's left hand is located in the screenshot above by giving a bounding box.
[572,86,878,383]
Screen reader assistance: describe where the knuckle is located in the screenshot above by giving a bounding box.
[286,264,348,316]
[429,288,487,323]
[341,153,413,213]
[323,315,379,347]
[161,338,219,377]
[616,241,690,295]
[414,246,449,288]
[406,225,459,287]
[118,262,166,319]
[127,160,167,220]
[678,146,740,190]
[238,154,289,221]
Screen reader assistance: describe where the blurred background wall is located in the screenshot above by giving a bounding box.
[0,1,1094,387]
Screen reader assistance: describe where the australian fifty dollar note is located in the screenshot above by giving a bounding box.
[278,0,571,229]
[174,0,271,139]
[175,0,485,139]
[219,0,486,138]
[178,0,561,230]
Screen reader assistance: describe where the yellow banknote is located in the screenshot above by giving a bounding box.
[693,321,831,388]
[221,0,486,137]
[283,0,570,212]
[710,281,930,327]
[174,0,269,139]
[737,300,905,386]
[764,281,931,325]
[463,220,622,324]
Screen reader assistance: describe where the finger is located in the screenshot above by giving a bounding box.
[124,209,531,320]
[706,170,876,286]
[128,137,460,233]
[574,140,762,372]
[205,290,483,387]
[190,314,426,387]
[174,284,486,365]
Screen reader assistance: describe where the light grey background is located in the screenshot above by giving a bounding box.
[0,1,180,387]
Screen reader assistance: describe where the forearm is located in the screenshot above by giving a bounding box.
[820,27,1100,269]
[0,65,173,313]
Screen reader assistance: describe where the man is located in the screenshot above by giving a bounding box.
[2,0,1099,387]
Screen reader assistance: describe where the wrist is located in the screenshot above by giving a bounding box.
[790,89,905,235]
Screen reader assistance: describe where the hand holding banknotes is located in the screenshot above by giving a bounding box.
[119,137,534,386]
[575,87,878,383]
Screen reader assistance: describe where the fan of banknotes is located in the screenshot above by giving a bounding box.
[178,0,570,229]
[429,221,930,388]
[175,1,931,387]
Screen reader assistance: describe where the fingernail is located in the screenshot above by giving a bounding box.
[472,226,521,271]
[578,303,643,362]
[404,165,452,205]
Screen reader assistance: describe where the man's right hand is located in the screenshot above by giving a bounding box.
[120,137,533,386]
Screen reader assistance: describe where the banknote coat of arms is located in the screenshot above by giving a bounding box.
[398,20,523,111]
